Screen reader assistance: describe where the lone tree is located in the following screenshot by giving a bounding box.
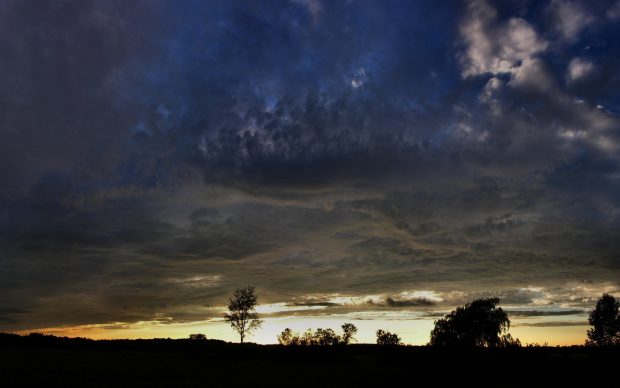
[341,323,358,344]
[376,329,401,345]
[224,286,262,343]
[587,293,620,346]
[429,297,515,347]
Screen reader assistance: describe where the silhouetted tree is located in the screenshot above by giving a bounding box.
[341,323,358,344]
[376,329,401,345]
[277,323,357,345]
[299,329,315,345]
[188,333,207,341]
[429,297,513,347]
[224,286,262,343]
[314,328,341,345]
[277,328,298,345]
[497,333,521,348]
[586,293,620,346]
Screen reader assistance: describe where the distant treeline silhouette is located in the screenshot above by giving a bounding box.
[219,287,619,347]
[277,323,358,345]
[0,332,227,353]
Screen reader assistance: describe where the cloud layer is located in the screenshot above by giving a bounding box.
[0,0,619,339]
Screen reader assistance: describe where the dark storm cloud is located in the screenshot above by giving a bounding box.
[514,321,588,327]
[419,309,587,322]
[507,310,584,317]
[384,296,435,307]
[1,0,620,331]
[291,301,340,307]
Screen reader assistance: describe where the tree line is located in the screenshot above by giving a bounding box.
[219,286,620,347]
[276,324,358,346]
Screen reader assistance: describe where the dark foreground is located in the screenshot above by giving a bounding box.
[1,334,618,387]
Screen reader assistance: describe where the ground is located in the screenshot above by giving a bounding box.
[0,334,618,387]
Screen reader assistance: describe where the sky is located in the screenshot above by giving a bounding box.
[1,0,620,345]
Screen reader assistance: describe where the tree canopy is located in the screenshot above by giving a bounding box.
[224,286,262,343]
[376,329,401,345]
[586,293,620,346]
[340,323,358,345]
[429,297,515,347]
[277,323,358,346]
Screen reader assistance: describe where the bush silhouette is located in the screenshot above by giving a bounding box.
[188,333,207,341]
[586,293,620,346]
[314,328,340,345]
[376,329,401,345]
[277,323,358,345]
[429,297,517,347]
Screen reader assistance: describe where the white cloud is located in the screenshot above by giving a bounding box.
[566,57,594,82]
[500,18,548,68]
[460,0,547,79]
[548,0,595,41]
[167,275,222,288]
[459,2,619,160]
[558,101,620,154]
[459,0,498,77]
[480,77,503,100]
[509,58,553,91]
[479,77,504,116]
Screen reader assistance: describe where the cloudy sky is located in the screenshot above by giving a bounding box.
[1,0,620,345]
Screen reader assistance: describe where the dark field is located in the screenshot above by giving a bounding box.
[1,334,618,387]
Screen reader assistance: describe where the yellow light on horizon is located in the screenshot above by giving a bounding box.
[12,315,588,346]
